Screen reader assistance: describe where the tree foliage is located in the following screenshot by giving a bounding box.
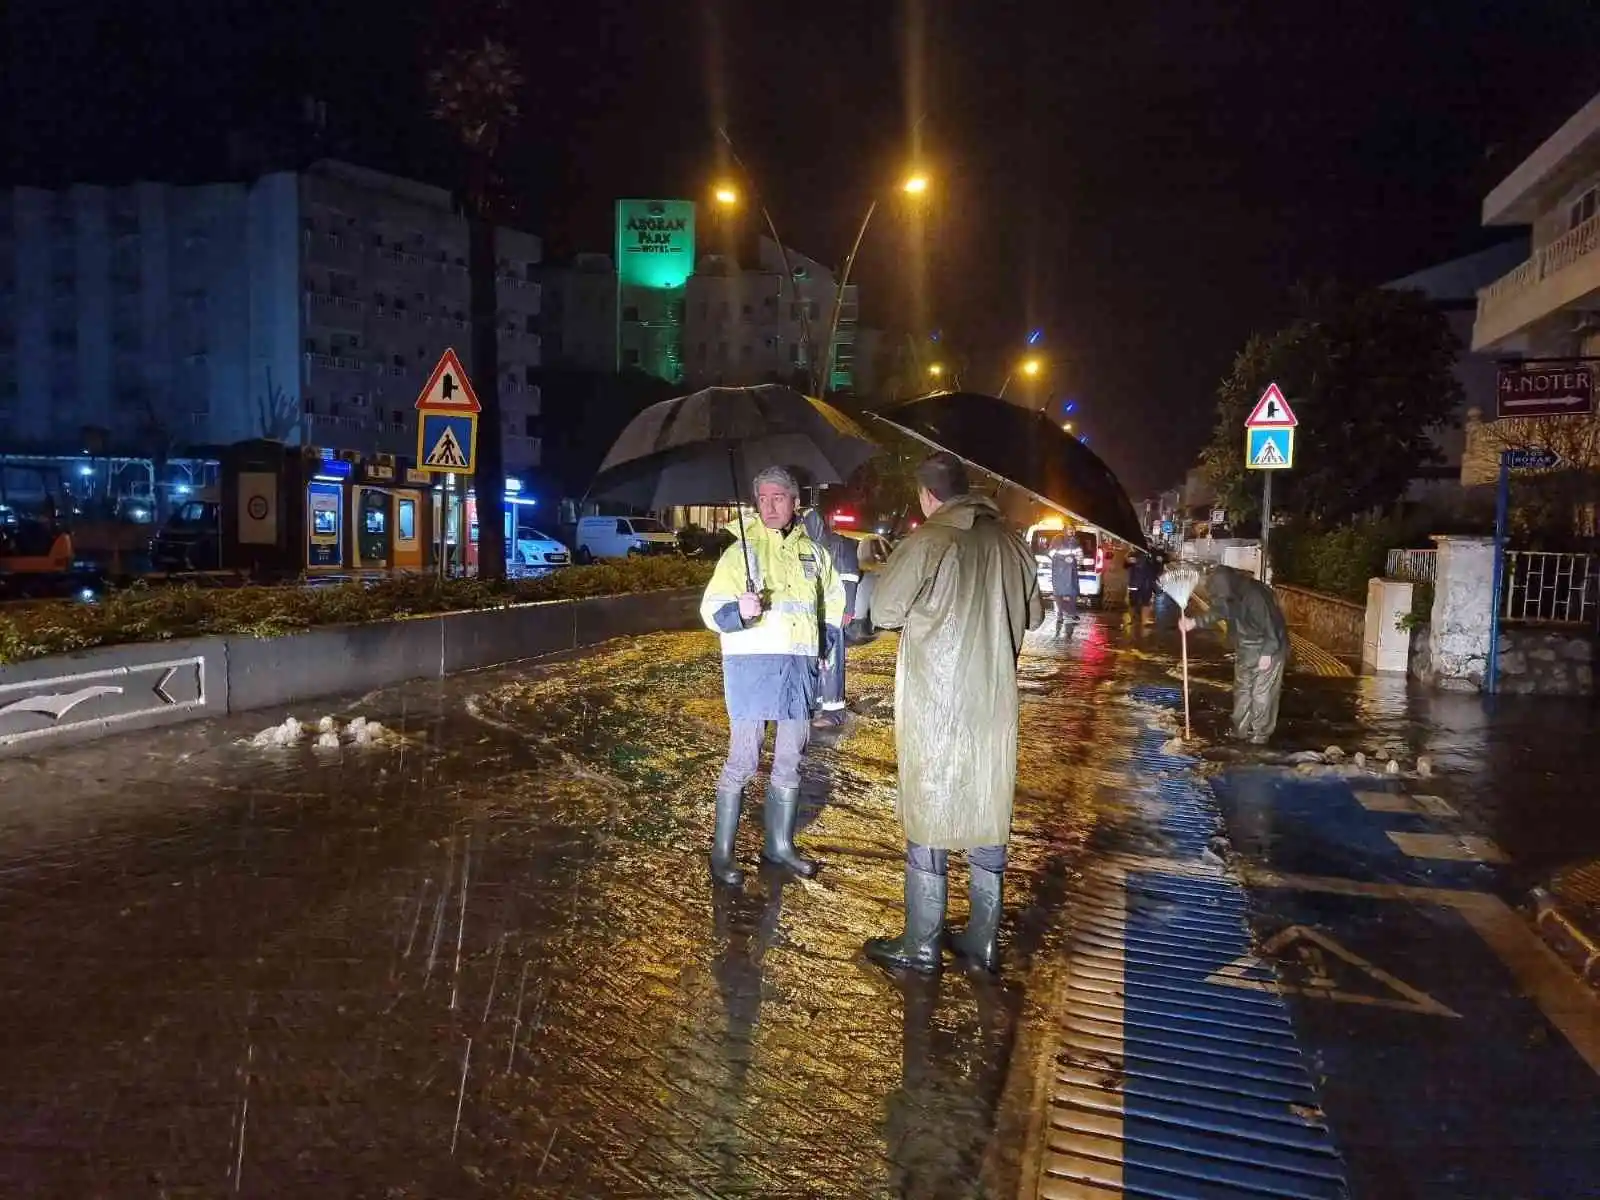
[1202,286,1464,525]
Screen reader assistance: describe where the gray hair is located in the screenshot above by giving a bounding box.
[751,465,799,499]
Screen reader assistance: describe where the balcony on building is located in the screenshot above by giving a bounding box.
[1473,92,1600,353]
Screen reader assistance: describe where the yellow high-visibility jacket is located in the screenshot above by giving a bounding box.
[700,516,845,721]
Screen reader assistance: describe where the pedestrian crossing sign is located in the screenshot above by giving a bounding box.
[1246,426,1294,470]
[418,411,478,474]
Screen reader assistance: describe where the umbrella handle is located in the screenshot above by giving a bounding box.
[728,448,754,593]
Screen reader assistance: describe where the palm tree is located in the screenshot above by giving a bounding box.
[429,35,523,581]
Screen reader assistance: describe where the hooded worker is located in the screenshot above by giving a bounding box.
[699,466,846,885]
[801,507,860,726]
[1179,565,1289,744]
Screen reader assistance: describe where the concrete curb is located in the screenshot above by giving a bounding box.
[0,588,704,757]
[1529,886,1600,989]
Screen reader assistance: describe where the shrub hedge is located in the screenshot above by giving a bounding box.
[0,558,715,666]
[1274,517,1423,604]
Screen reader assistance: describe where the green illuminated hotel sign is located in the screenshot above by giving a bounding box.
[615,199,696,289]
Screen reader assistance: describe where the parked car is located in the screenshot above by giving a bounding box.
[840,529,894,572]
[150,500,222,572]
[1025,522,1105,608]
[511,527,571,569]
[573,515,681,563]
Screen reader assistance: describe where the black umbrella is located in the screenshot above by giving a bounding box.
[589,384,880,508]
[869,391,1148,548]
[589,383,882,589]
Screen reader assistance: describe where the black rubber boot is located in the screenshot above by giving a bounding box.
[865,865,947,974]
[709,783,746,887]
[760,784,819,877]
[948,865,1003,974]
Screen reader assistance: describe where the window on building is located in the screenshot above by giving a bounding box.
[1570,187,1599,231]
[305,338,319,353]
[303,396,316,414]
[624,348,640,367]
[742,304,753,316]
[524,365,537,384]
[524,414,537,436]
[525,314,538,333]
[622,304,640,322]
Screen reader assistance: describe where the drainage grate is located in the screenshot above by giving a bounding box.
[1033,726,1350,1200]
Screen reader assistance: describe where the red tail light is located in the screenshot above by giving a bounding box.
[1095,547,1105,573]
[832,511,857,526]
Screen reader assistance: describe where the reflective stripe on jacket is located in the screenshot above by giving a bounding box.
[700,516,846,720]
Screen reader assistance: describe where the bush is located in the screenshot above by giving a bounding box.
[1275,516,1421,603]
[0,558,715,666]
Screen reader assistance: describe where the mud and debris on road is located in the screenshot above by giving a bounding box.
[2,616,1597,1199]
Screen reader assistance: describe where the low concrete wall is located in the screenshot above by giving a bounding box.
[1274,584,1365,662]
[0,588,703,757]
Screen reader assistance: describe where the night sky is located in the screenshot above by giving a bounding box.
[10,0,1600,496]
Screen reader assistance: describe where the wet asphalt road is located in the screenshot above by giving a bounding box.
[0,617,1160,1198]
[2,612,1597,1198]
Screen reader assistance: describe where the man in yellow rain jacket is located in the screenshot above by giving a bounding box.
[700,465,846,885]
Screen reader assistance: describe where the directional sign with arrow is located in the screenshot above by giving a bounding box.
[1503,447,1563,473]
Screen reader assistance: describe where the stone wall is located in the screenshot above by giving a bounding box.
[1274,584,1365,661]
[1407,622,1594,695]
[1497,626,1596,696]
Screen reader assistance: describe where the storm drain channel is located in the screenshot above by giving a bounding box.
[1027,716,1350,1200]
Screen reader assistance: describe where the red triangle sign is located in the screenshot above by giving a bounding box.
[414,348,481,413]
[1245,382,1297,428]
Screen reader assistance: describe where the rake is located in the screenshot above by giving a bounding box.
[1158,564,1203,740]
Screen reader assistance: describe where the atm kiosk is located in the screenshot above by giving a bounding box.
[305,452,351,571]
[349,458,427,572]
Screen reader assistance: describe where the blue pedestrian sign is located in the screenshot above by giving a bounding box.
[1503,447,1562,472]
[1246,426,1295,470]
[418,412,477,474]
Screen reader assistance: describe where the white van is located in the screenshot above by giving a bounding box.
[574,515,680,563]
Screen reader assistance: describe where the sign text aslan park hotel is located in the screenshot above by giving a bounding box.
[615,199,697,289]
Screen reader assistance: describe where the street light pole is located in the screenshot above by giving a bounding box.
[814,198,879,396]
[715,127,819,386]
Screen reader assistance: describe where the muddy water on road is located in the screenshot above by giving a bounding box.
[0,620,1178,1198]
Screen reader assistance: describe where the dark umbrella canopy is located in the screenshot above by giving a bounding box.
[588,384,881,508]
[870,392,1148,548]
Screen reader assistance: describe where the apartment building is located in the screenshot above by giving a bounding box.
[1466,92,1600,484]
[0,160,543,472]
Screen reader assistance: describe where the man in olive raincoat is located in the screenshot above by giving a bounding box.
[865,452,1046,974]
[700,466,846,886]
[1179,565,1289,744]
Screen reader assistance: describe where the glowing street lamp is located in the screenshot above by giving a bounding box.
[927,363,945,378]
[817,168,933,394]
[998,355,1045,398]
[713,183,739,207]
